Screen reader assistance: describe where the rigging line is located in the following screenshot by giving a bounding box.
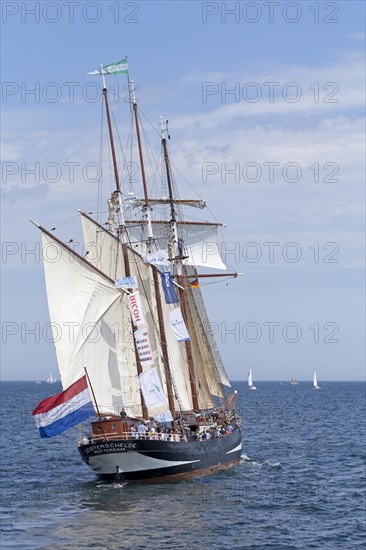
[44,212,80,230]
[128,113,136,196]
[97,97,105,224]
[138,111,162,198]
[139,107,220,225]
[139,110,162,184]
[111,96,220,225]
[107,87,130,108]
[117,113,136,198]
[138,106,164,140]
[169,157,221,225]
[111,108,135,181]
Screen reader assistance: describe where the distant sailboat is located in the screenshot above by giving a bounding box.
[313,370,320,389]
[290,376,298,385]
[47,374,56,384]
[248,368,256,390]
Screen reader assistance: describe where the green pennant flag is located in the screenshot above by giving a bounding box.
[88,58,128,76]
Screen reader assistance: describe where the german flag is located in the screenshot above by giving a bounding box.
[188,278,200,288]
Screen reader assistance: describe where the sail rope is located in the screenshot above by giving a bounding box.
[97,97,105,224]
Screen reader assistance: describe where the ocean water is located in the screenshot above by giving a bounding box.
[1,381,365,549]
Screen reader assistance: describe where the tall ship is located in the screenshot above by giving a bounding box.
[31,60,242,482]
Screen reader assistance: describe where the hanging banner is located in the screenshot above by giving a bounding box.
[139,367,168,409]
[160,271,178,304]
[170,307,190,342]
[143,249,170,266]
[129,291,144,326]
[134,327,154,366]
[115,276,138,289]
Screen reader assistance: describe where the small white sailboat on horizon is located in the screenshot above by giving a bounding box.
[248,368,256,390]
[47,373,56,384]
[313,370,320,389]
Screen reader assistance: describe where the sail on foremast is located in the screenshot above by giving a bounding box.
[39,227,141,418]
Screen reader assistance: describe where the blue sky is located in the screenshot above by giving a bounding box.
[1,1,365,381]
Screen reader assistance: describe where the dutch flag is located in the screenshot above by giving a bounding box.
[32,375,95,438]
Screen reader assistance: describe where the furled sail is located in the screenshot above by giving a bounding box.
[187,272,232,390]
[183,267,231,402]
[41,231,141,417]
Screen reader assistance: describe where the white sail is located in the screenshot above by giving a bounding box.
[313,370,319,389]
[248,368,256,389]
[81,211,125,279]
[126,221,227,271]
[81,213,195,411]
[82,214,167,382]
[158,284,194,411]
[248,369,253,387]
[41,231,141,417]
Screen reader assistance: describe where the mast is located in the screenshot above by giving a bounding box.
[160,118,200,411]
[130,81,176,417]
[102,72,148,419]
[102,70,120,195]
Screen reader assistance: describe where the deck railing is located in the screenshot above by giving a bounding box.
[78,431,185,445]
[78,427,238,446]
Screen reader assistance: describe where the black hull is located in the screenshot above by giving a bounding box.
[78,428,242,482]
